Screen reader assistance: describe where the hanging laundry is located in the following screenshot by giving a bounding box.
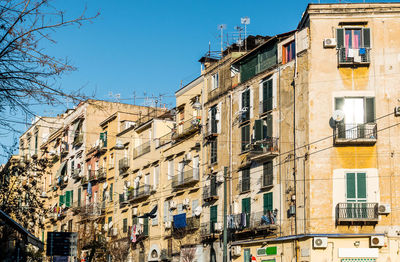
[131,224,136,243]
[347,48,354,58]
[173,213,187,229]
[359,48,366,55]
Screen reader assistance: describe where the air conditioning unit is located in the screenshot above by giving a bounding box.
[323,38,337,48]
[232,246,241,257]
[169,200,176,210]
[214,222,222,232]
[313,237,328,249]
[183,198,190,207]
[133,208,138,215]
[164,221,172,229]
[112,228,118,236]
[124,121,136,130]
[371,236,384,247]
[394,106,400,117]
[378,204,391,214]
[217,171,224,183]
[115,139,124,149]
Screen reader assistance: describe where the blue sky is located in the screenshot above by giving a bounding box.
[0,0,395,161]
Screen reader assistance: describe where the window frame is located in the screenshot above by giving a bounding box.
[282,40,296,64]
[211,72,219,90]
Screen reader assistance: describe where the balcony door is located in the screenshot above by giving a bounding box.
[343,98,364,139]
[346,172,367,218]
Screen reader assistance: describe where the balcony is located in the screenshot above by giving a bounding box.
[96,168,107,181]
[80,202,105,217]
[259,97,273,114]
[231,211,278,233]
[155,132,172,148]
[81,176,88,186]
[248,138,279,162]
[73,133,84,147]
[71,169,81,180]
[128,185,151,202]
[133,141,151,159]
[119,157,130,173]
[205,122,218,139]
[172,116,201,141]
[336,202,378,224]
[338,47,370,66]
[200,222,221,238]
[119,192,129,207]
[99,140,107,153]
[60,143,69,156]
[173,216,200,233]
[203,182,218,202]
[172,169,199,189]
[333,123,377,146]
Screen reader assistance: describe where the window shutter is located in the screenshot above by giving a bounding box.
[254,119,263,141]
[208,109,212,133]
[362,28,371,48]
[266,114,273,137]
[59,195,65,206]
[263,192,273,212]
[65,191,71,207]
[210,205,218,223]
[357,173,367,199]
[78,188,81,207]
[163,201,169,222]
[109,183,113,201]
[346,173,356,199]
[365,97,375,123]
[217,102,222,134]
[70,190,73,205]
[250,88,254,118]
[335,97,344,110]
[336,28,344,48]
[242,197,251,214]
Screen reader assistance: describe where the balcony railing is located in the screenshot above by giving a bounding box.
[230,211,278,232]
[205,122,218,138]
[128,185,151,202]
[60,143,69,156]
[248,138,279,161]
[96,168,107,181]
[88,170,98,182]
[81,176,88,186]
[338,47,370,65]
[119,157,129,172]
[336,202,378,223]
[99,140,107,153]
[200,222,221,237]
[133,141,151,159]
[259,97,273,114]
[155,132,172,148]
[80,202,105,217]
[203,183,218,201]
[71,169,81,180]
[172,116,201,141]
[173,216,200,233]
[119,192,129,207]
[333,122,377,146]
[73,133,84,147]
[172,169,199,188]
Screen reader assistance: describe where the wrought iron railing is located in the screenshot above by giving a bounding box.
[259,97,273,114]
[336,202,378,223]
[73,133,84,146]
[249,137,279,156]
[172,116,201,140]
[96,168,107,180]
[128,185,151,202]
[155,132,172,148]
[119,157,129,171]
[333,122,377,145]
[338,47,370,65]
[172,169,199,188]
[133,141,151,159]
[200,222,220,236]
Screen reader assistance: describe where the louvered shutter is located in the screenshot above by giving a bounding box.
[336,28,344,48]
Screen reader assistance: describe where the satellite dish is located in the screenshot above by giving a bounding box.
[103,182,108,189]
[194,206,202,217]
[63,176,68,182]
[332,110,345,122]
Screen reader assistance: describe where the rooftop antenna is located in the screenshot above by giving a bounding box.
[108,91,121,103]
[241,17,250,51]
[218,24,227,57]
[234,26,244,52]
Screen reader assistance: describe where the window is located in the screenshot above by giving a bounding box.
[254,115,272,142]
[78,188,81,207]
[263,192,273,214]
[241,89,250,121]
[337,28,370,64]
[109,183,113,202]
[261,79,273,113]
[210,205,218,232]
[210,138,217,164]
[282,41,295,64]
[192,199,199,217]
[263,161,273,187]
[241,168,250,192]
[144,173,150,186]
[100,131,107,147]
[34,132,38,155]
[242,198,251,228]
[163,201,169,222]
[68,220,73,232]
[153,165,160,189]
[177,203,184,214]
[211,73,219,90]
[210,105,218,134]
[123,218,128,233]
[334,97,375,140]
[168,159,174,180]
[241,124,250,152]
[109,153,114,169]
[152,210,158,226]
[193,156,199,179]
[346,172,366,203]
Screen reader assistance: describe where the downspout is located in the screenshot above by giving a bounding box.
[293,32,299,262]
[229,91,233,215]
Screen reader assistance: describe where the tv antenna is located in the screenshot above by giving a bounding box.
[218,24,227,56]
[241,17,250,51]
[234,26,244,51]
[108,91,121,103]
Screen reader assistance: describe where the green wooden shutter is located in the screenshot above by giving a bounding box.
[109,183,113,201]
[263,79,273,112]
[65,191,71,207]
[241,125,250,151]
[143,217,149,236]
[365,97,375,123]
[210,205,218,223]
[266,114,273,137]
[346,173,356,200]
[77,188,81,207]
[254,120,263,141]
[242,197,251,214]
[244,248,251,262]
[263,192,273,213]
[59,195,65,206]
[336,28,344,48]
[357,173,367,199]
[362,28,371,48]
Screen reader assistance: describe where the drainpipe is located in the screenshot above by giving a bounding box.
[293,32,299,262]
